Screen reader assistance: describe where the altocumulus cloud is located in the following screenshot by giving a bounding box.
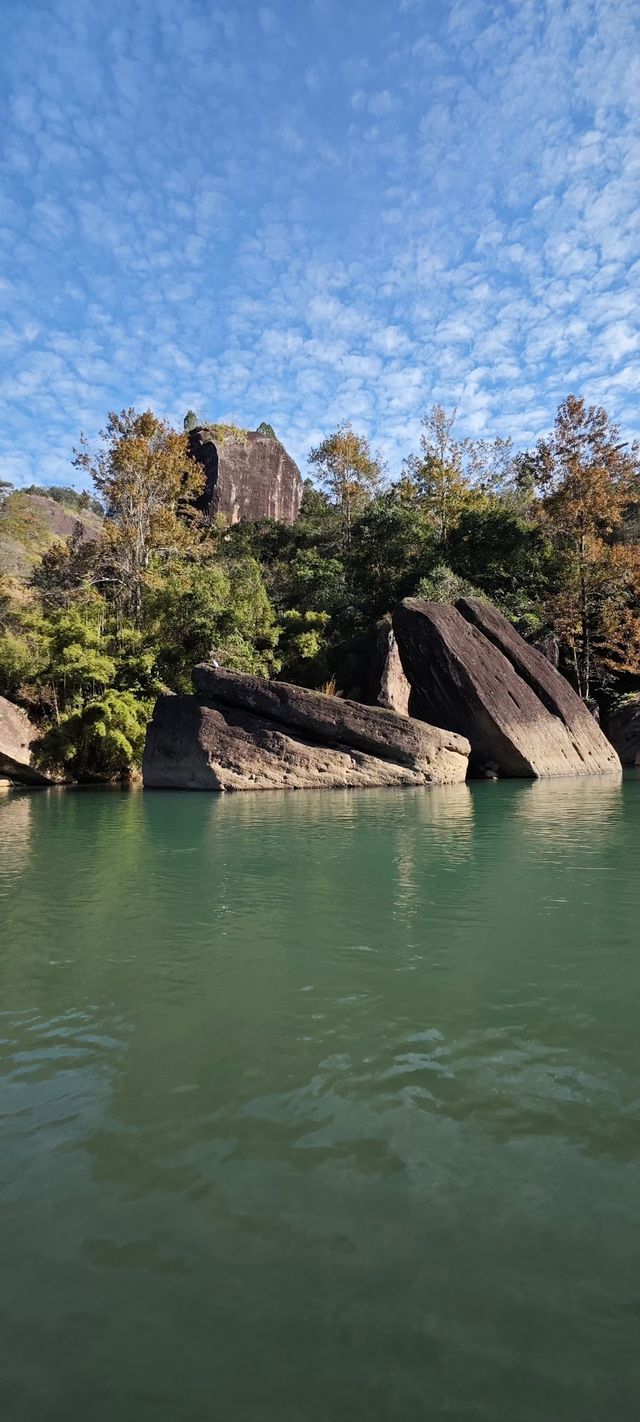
[0,0,639,486]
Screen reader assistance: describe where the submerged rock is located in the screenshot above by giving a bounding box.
[143,669,470,791]
[393,599,621,779]
[607,698,640,766]
[188,425,303,526]
[0,696,52,786]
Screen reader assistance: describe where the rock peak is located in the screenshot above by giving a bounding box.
[188,423,303,525]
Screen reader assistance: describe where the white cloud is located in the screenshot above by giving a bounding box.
[0,0,639,491]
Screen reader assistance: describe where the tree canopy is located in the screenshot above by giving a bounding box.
[2,395,639,781]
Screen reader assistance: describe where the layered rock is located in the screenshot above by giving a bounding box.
[393,599,621,779]
[143,669,470,791]
[607,698,640,766]
[192,665,467,780]
[456,598,619,776]
[189,426,303,526]
[0,696,52,785]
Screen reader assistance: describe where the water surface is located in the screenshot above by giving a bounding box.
[1,779,639,1420]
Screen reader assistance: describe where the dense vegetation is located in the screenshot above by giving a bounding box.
[1,396,639,780]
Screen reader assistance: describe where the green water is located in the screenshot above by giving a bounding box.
[1,780,639,1421]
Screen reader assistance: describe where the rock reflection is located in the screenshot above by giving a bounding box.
[0,790,33,886]
[514,776,624,845]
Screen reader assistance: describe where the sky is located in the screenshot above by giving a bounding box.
[1,0,639,489]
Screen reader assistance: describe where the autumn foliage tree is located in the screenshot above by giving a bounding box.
[533,395,640,698]
[308,425,383,550]
[74,409,205,624]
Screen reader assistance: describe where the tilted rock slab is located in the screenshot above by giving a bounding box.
[192,665,469,782]
[0,696,52,785]
[393,599,621,779]
[143,670,470,791]
[455,598,620,776]
[189,426,303,526]
[607,697,640,766]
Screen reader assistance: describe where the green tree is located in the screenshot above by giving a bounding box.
[309,426,383,550]
[145,555,280,691]
[405,406,489,544]
[36,689,151,781]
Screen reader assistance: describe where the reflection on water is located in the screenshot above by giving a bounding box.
[1,781,640,1422]
[0,789,33,880]
[514,774,625,836]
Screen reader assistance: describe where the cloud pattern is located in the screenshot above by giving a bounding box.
[0,0,639,487]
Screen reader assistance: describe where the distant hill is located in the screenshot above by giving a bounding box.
[0,488,103,582]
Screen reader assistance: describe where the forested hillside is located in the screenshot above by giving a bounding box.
[1,397,639,781]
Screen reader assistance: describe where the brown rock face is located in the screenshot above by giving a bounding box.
[0,696,52,785]
[192,665,468,781]
[143,669,470,791]
[365,618,412,716]
[143,697,433,791]
[455,598,619,776]
[189,427,303,525]
[393,599,621,779]
[607,698,640,766]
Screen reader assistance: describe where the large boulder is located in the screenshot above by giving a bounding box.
[143,698,436,791]
[393,599,621,779]
[189,425,303,526]
[607,698,640,766]
[456,598,619,776]
[143,670,470,791]
[192,665,468,782]
[0,697,52,785]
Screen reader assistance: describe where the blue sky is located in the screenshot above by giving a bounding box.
[1,0,639,488]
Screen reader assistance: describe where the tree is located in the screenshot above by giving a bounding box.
[277,609,331,686]
[36,689,150,781]
[183,410,200,432]
[145,555,280,691]
[74,409,205,624]
[447,505,556,618]
[308,426,383,550]
[405,405,493,544]
[532,395,640,698]
[347,492,437,618]
[31,525,101,608]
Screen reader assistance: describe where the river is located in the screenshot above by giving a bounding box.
[1,779,639,1420]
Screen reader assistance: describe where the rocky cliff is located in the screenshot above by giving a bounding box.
[189,425,303,526]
